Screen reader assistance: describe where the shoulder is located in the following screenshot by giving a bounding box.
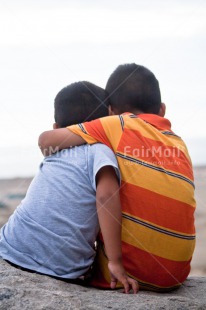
[89,143,114,155]
[89,143,117,164]
[99,115,122,124]
[86,115,122,128]
[88,143,120,189]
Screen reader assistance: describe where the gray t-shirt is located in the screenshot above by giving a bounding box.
[0,144,120,279]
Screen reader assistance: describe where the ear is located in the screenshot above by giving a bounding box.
[53,123,59,129]
[158,103,166,117]
[108,105,115,116]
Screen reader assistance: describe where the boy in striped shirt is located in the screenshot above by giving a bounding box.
[39,64,196,291]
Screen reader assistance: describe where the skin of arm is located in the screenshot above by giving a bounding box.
[38,128,85,156]
[96,166,139,294]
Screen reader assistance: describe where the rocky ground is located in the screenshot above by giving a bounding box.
[0,260,206,310]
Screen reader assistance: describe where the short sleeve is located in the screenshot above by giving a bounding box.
[68,115,123,152]
[88,144,121,191]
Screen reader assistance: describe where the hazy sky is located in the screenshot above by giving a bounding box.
[0,0,205,177]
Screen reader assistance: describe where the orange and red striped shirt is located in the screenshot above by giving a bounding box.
[68,113,196,291]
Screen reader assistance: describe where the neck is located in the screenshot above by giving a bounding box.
[130,109,144,115]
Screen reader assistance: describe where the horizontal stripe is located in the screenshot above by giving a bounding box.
[90,240,191,289]
[116,152,194,188]
[123,117,193,164]
[90,242,181,291]
[120,182,195,234]
[121,216,195,261]
[123,117,181,146]
[117,128,193,180]
[117,156,195,206]
[123,214,195,240]
[122,241,191,287]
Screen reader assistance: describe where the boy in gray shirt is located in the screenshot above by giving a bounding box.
[0,82,138,293]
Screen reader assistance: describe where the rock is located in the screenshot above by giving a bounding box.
[0,259,206,310]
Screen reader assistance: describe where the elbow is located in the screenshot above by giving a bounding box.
[38,131,50,156]
[38,132,44,149]
[97,190,118,206]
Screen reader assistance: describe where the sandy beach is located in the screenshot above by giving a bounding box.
[0,167,205,276]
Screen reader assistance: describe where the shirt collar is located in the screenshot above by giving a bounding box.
[122,112,172,131]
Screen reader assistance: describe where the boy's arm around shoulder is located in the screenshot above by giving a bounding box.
[38,115,122,156]
[38,128,85,156]
[96,166,139,294]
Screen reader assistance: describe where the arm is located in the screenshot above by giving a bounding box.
[96,166,139,294]
[39,115,122,156]
[38,128,85,156]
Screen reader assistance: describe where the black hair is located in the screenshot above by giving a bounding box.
[106,63,161,114]
[54,81,109,127]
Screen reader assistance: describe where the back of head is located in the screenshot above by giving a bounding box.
[106,63,161,114]
[54,81,108,127]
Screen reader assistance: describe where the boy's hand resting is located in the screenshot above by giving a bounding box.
[96,167,138,294]
[108,260,139,294]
